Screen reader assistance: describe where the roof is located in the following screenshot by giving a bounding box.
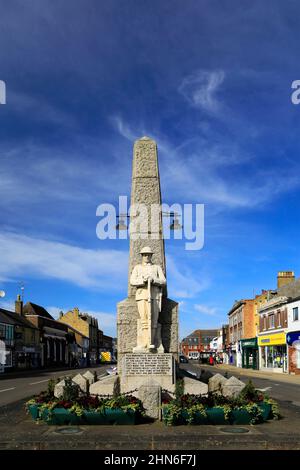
[185,329,219,338]
[228,299,245,316]
[23,302,54,320]
[0,309,16,325]
[0,308,38,329]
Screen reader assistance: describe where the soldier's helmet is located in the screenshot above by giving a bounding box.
[140,246,153,255]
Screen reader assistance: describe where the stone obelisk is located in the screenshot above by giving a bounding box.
[117,137,178,389]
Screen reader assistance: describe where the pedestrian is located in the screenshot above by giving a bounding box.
[209,355,214,366]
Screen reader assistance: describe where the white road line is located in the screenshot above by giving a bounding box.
[256,387,272,392]
[29,379,49,385]
[0,387,16,393]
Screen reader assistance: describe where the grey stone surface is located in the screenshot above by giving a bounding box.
[183,377,208,396]
[89,375,118,397]
[72,373,88,393]
[54,379,79,399]
[138,379,161,419]
[208,373,228,394]
[117,297,178,375]
[83,370,95,384]
[121,353,175,394]
[116,136,179,386]
[221,376,246,398]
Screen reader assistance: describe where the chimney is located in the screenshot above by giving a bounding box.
[277,271,295,289]
[15,294,23,316]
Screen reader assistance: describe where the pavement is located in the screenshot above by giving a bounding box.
[0,363,300,450]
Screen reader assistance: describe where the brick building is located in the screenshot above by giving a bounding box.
[181,329,218,359]
[257,271,297,373]
[58,307,100,365]
[227,299,255,368]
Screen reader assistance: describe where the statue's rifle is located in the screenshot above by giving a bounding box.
[148,277,152,347]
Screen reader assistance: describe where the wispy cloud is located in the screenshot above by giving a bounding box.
[167,256,211,299]
[0,232,128,291]
[179,70,225,113]
[194,303,220,316]
[110,115,138,141]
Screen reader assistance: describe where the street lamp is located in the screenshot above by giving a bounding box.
[116,211,182,230]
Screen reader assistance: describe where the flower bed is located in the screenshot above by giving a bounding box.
[26,389,145,425]
[162,380,280,426]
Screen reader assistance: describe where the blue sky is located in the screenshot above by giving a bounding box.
[1,0,300,338]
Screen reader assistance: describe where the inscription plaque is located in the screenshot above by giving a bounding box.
[124,353,173,376]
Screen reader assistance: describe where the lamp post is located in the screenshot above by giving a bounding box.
[116,211,182,231]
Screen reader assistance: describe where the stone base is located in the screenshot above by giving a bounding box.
[89,375,119,397]
[117,296,179,376]
[120,352,175,394]
[138,379,162,419]
[183,377,208,395]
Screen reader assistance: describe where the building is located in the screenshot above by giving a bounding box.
[23,301,69,368]
[58,307,99,365]
[257,271,297,374]
[0,298,41,371]
[0,309,16,371]
[286,297,300,375]
[181,329,218,360]
[258,295,288,373]
[64,323,90,366]
[228,299,255,367]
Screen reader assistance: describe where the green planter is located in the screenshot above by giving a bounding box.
[231,409,251,425]
[31,406,137,425]
[83,409,136,425]
[206,408,227,425]
[258,403,272,421]
[27,404,40,420]
[181,410,208,425]
[41,408,82,425]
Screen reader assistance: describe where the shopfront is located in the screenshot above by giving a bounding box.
[258,332,287,373]
[241,338,258,370]
[287,331,300,375]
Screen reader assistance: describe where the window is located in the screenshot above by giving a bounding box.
[0,324,5,339]
[269,314,275,329]
[263,316,267,330]
[293,307,299,322]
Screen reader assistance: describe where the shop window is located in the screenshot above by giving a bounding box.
[293,307,299,322]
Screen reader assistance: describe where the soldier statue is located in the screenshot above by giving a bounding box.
[130,246,166,352]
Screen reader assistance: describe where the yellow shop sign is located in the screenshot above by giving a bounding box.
[258,332,286,346]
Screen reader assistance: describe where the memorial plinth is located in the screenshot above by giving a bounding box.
[121,353,176,393]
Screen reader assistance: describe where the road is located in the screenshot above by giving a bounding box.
[0,365,109,407]
[1,361,300,408]
[181,362,300,407]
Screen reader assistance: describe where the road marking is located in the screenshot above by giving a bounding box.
[29,379,49,385]
[0,387,15,393]
[256,387,272,392]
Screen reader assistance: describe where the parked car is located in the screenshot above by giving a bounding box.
[179,354,189,363]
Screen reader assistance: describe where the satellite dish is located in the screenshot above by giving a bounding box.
[0,290,5,298]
